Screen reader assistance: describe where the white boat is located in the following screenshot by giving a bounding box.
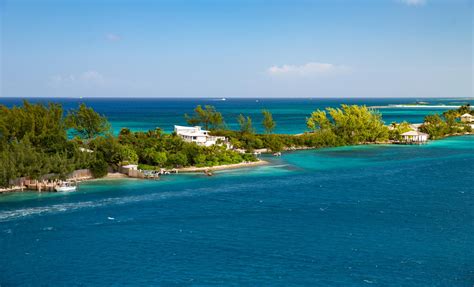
[55,182,77,192]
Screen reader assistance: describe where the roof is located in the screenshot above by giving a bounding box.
[401,130,429,136]
[178,132,208,137]
[175,125,201,129]
[460,113,473,118]
[122,164,138,168]
[174,126,209,134]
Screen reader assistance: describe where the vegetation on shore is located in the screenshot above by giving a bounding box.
[0,101,256,187]
[0,100,472,188]
[213,105,390,152]
[419,105,472,139]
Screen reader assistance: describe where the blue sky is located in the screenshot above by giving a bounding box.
[1,0,472,98]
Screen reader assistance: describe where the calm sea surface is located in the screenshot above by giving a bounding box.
[0,98,473,285]
[1,97,473,134]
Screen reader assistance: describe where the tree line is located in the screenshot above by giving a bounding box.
[0,101,257,187]
[1,100,471,188]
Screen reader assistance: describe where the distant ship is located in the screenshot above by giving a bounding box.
[221,98,226,101]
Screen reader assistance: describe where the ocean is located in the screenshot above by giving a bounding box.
[0,98,473,286]
[1,97,472,134]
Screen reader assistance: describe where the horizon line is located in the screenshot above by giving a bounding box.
[1,96,473,100]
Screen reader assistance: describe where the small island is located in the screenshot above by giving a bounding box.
[0,101,472,192]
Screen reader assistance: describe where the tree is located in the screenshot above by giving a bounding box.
[67,103,110,140]
[419,114,448,139]
[237,114,254,134]
[185,105,224,130]
[458,104,471,115]
[168,152,188,167]
[120,145,139,165]
[306,110,331,131]
[90,157,108,178]
[388,121,411,141]
[143,148,167,166]
[327,105,388,144]
[306,105,388,144]
[262,110,276,134]
[265,135,284,152]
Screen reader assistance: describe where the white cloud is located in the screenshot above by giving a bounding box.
[81,70,104,82]
[105,33,121,41]
[398,0,426,6]
[49,70,105,87]
[267,62,349,77]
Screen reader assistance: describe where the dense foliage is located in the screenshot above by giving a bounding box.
[66,103,110,140]
[419,105,472,139]
[306,105,389,144]
[0,101,95,187]
[1,101,471,188]
[117,128,256,170]
[388,121,412,141]
[212,105,390,152]
[0,101,259,187]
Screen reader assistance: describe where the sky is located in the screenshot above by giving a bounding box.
[0,0,472,98]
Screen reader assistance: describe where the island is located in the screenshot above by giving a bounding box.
[0,101,472,192]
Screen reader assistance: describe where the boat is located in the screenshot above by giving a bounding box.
[55,182,77,192]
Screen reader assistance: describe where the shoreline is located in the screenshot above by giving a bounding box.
[0,160,269,193]
[176,159,268,173]
[1,134,472,194]
[370,105,461,109]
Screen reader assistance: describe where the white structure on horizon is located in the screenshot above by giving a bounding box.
[174,125,228,147]
[401,130,429,143]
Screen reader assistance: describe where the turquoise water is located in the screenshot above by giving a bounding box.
[1,97,472,134]
[1,136,473,285]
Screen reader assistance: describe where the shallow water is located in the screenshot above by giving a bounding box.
[1,136,473,286]
[1,97,472,134]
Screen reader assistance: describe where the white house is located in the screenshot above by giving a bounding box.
[174,125,228,147]
[460,113,473,123]
[401,130,429,143]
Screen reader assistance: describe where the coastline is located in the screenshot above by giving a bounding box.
[176,159,268,173]
[0,160,268,193]
[370,105,461,109]
[2,133,472,194]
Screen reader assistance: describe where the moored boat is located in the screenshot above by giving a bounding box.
[55,182,77,192]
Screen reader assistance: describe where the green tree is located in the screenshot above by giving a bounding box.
[265,135,284,152]
[306,105,388,144]
[458,104,471,115]
[149,150,167,166]
[420,114,448,139]
[67,103,110,140]
[168,152,188,167]
[237,114,254,134]
[306,110,331,131]
[388,121,412,141]
[185,105,224,130]
[90,157,108,178]
[120,145,139,165]
[262,110,276,134]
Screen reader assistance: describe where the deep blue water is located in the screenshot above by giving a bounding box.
[1,97,472,134]
[1,136,473,286]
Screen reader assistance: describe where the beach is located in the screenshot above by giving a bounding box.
[176,159,268,173]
